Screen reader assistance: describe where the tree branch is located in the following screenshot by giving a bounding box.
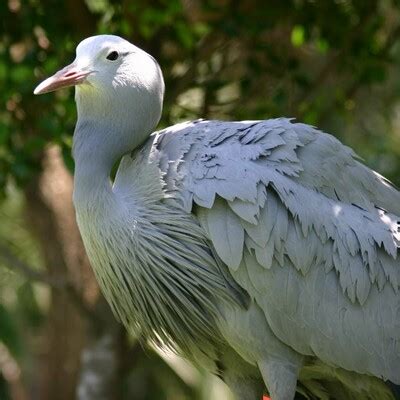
[0,240,68,288]
[0,240,103,327]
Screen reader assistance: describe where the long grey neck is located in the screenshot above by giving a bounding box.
[72,119,124,209]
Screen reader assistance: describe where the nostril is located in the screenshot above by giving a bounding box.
[64,70,77,77]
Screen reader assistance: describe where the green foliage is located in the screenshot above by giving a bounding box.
[0,374,11,400]
[291,25,305,47]
[0,304,21,358]
[15,282,44,330]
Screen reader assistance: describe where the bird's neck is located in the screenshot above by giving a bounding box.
[73,153,112,210]
[72,120,121,209]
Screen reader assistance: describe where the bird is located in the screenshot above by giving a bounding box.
[34,35,400,400]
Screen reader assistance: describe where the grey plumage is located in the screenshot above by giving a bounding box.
[148,118,400,396]
[34,35,400,400]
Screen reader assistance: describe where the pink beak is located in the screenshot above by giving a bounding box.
[34,63,91,95]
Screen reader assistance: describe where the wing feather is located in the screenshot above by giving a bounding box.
[206,197,244,270]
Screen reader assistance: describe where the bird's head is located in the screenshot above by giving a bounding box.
[34,35,165,157]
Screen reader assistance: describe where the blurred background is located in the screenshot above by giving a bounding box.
[1,0,400,399]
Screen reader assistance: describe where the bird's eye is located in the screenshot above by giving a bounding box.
[106,51,119,61]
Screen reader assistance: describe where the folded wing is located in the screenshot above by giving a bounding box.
[152,118,400,382]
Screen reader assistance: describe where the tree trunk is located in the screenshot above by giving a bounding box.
[23,146,93,400]
[22,145,124,400]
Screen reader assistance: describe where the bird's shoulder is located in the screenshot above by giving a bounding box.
[151,117,400,215]
[152,117,308,210]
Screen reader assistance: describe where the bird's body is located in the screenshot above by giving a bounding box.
[35,35,400,400]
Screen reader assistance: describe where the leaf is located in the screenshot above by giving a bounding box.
[0,303,21,357]
[291,25,305,47]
